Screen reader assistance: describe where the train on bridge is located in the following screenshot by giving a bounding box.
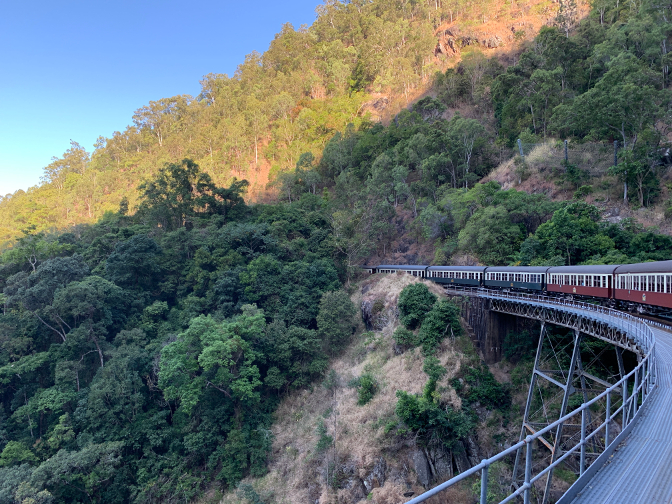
[363,261,672,316]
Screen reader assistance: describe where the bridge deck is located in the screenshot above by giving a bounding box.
[571,326,672,504]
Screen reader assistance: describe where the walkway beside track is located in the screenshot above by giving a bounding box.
[571,326,672,504]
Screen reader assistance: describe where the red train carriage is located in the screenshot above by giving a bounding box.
[546,265,617,300]
[614,261,672,310]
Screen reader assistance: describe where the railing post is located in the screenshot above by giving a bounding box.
[605,389,611,448]
[480,461,489,504]
[524,437,533,504]
[633,368,639,417]
[580,407,587,476]
[622,376,629,426]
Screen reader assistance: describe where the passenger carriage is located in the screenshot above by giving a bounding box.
[614,261,672,310]
[546,265,616,300]
[375,264,429,278]
[427,266,486,286]
[483,266,547,291]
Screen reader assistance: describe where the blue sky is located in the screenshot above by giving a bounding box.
[0,0,320,196]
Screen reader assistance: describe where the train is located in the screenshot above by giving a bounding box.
[363,261,672,316]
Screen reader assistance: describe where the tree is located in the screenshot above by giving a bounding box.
[159,309,264,415]
[132,96,191,148]
[138,159,248,230]
[50,276,127,368]
[316,290,357,354]
[534,202,615,265]
[29,442,124,502]
[398,283,437,330]
[457,206,524,265]
[552,54,665,149]
[41,141,90,191]
[418,300,462,354]
[105,234,162,290]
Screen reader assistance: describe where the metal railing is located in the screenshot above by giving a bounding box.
[407,287,657,504]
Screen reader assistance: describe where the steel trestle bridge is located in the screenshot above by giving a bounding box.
[405,288,662,504]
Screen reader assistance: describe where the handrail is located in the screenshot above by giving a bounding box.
[407,287,657,504]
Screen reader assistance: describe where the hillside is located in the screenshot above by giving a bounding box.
[0,0,572,246]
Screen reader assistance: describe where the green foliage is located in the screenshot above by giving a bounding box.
[159,309,264,414]
[315,420,333,452]
[317,290,357,355]
[0,442,38,467]
[452,365,511,411]
[237,483,271,504]
[392,327,419,348]
[397,284,437,330]
[356,373,378,406]
[417,300,462,354]
[138,159,249,231]
[395,390,473,449]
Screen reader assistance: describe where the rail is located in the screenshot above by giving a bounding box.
[406,287,657,504]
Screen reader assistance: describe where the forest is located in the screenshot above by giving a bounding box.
[0,0,671,501]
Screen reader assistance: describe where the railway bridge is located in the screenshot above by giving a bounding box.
[406,288,667,504]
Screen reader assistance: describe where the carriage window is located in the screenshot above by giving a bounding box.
[578,275,584,286]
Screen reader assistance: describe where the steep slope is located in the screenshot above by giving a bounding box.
[0,0,565,247]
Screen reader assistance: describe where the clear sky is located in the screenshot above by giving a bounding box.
[0,0,320,196]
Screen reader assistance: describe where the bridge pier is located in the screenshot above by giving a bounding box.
[460,296,534,364]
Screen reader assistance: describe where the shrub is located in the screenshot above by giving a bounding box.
[417,300,462,354]
[356,373,378,405]
[392,327,419,348]
[395,390,473,449]
[398,283,437,329]
[452,365,511,411]
[573,185,594,199]
[315,420,333,452]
